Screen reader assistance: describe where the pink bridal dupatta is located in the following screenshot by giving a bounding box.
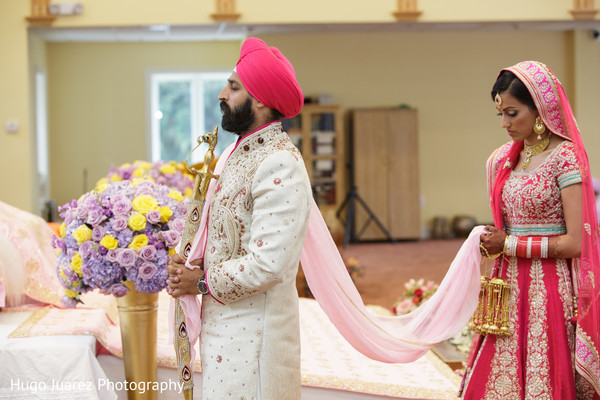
[173,132,484,365]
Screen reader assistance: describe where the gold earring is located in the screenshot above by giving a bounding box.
[534,117,546,140]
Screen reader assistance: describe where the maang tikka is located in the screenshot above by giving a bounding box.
[495,92,503,108]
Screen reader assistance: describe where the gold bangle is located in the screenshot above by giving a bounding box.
[503,235,509,254]
[480,243,503,260]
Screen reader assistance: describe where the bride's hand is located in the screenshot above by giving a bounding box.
[479,225,506,256]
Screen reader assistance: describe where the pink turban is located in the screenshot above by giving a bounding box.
[235,37,304,119]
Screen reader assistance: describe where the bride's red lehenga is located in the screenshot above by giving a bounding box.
[461,61,600,400]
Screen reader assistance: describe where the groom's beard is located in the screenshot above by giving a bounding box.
[221,98,255,136]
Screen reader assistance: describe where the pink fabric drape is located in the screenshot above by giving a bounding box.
[301,202,484,363]
[0,200,63,307]
[490,61,600,395]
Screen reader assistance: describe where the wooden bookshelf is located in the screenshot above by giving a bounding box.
[283,105,345,212]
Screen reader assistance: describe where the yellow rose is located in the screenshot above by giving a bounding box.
[110,174,122,182]
[100,235,118,250]
[97,183,111,194]
[160,164,176,175]
[129,234,149,250]
[72,224,92,245]
[130,178,144,187]
[168,191,183,202]
[168,248,176,257]
[128,213,147,231]
[132,194,158,215]
[132,168,144,178]
[59,223,66,238]
[59,268,68,282]
[137,161,152,171]
[71,253,83,276]
[95,177,109,187]
[159,206,173,223]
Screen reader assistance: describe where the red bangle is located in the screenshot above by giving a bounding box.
[516,237,528,258]
[515,236,544,258]
[530,237,542,258]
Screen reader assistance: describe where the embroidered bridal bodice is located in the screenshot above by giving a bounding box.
[500,141,581,237]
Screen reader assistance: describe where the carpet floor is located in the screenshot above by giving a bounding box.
[337,239,466,309]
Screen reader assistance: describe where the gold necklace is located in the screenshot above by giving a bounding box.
[522,134,550,170]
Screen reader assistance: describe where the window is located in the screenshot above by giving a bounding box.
[149,71,237,164]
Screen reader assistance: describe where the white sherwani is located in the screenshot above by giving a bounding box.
[200,122,311,399]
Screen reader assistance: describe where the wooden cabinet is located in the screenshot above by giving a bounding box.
[283,104,345,211]
[351,108,420,240]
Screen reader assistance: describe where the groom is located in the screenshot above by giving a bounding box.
[167,37,311,399]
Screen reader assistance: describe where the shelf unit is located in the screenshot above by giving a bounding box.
[283,104,345,211]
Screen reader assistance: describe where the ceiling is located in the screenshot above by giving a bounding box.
[31,20,600,42]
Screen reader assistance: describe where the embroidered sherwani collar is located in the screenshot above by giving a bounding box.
[231,121,284,156]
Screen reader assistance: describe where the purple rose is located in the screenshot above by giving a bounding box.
[161,230,181,248]
[135,181,154,196]
[125,263,168,294]
[112,196,132,217]
[138,245,157,261]
[107,249,120,263]
[92,225,106,242]
[117,248,137,269]
[109,283,129,297]
[79,241,94,258]
[87,208,106,226]
[110,216,129,232]
[76,203,89,220]
[168,218,185,233]
[138,262,158,281]
[146,210,161,225]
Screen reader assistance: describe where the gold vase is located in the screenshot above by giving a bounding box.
[116,281,159,400]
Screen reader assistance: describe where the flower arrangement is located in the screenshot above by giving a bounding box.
[345,256,364,281]
[53,179,189,307]
[97,160,194,198]
[392,278,439,315]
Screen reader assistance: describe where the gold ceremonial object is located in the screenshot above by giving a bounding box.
[174,126,220,400]
[468,275,511,337]
[117,281,159,399]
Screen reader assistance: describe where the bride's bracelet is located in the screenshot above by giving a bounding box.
[505,235,548,258]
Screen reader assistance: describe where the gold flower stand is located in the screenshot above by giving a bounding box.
[116,281,159,400]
